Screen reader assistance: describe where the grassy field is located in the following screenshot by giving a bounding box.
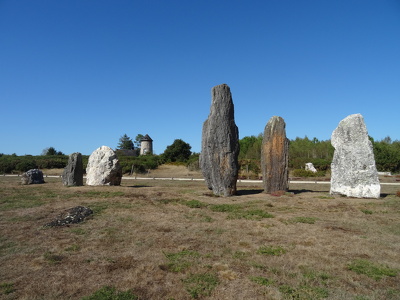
[0,175,399,300]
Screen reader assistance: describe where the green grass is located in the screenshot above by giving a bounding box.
[80,191,125,198]
[0,282,16,295]
[348,259,398,280]
[163,250,200,273]
[87,201,111,214]
[249,276,273,286]
[81,286,138,300]
[0,236,18,255]
[43,251,64,264]
[279,284,329,299]
[183,199,207,208]
[69,228,87,235]
[182,273,219,299]
[361,209,373,215]
[209,203,274,220]
[0,193,46,210]
[258,245,287,256]
[289,216,318,224]
[228,209,274,220]
[209,203,240,212]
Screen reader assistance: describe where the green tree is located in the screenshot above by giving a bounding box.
[41,147,64,156]
[134,134,144,150]
[373,137,400,173]
[162,139,192,162]
[117,134,134,150]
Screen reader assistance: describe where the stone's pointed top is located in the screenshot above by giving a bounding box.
[265,116,286,133]
[332,114,369,147]
[209,84,235,119]
[94,145,113,152]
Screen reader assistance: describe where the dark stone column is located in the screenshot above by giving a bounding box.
[200,84,239,197]
[261,116,289,194]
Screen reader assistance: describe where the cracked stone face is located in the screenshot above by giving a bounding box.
[330,114,380,198]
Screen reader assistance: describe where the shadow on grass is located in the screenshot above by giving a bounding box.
[126,185,152,188]
[236,189,264,196]
[290,189,315,194]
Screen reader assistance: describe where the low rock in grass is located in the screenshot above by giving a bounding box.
[45,206,93,227]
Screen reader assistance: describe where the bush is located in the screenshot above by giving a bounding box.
[15,161,37,172]
[117,154,161,174]
[292,169,326,177]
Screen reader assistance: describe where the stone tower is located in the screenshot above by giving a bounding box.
[140,134,153,155]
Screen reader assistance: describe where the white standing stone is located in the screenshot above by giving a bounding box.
[305,163,317,173]
[330,114,380,198]
[86,146,122,186]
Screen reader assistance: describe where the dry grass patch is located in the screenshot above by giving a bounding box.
[0,177,399,299]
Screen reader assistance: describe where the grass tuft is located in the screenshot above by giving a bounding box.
[289,216,318,224]
[258,245,287,256]
[183,200,207,208]
[249,276,273,286]
[81,286,138,300]
[348,259,398,280]
[279,284,329,299]
[0,282,15,295]
[182,273,219,299]
[162,250,200,273]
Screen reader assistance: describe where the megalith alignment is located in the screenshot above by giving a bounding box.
[330,114,380,198]
[200,84,239,197]
[261,116,289,194]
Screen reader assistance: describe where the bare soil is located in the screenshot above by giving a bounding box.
[0,169,399,300]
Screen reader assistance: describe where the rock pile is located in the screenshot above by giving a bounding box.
[330,114,380,198]
[200,84,239,197]
[86,146,122,186]
[45,206,93,227]
[261,116,289,194]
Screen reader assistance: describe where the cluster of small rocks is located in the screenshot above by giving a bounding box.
[45,206,93,227]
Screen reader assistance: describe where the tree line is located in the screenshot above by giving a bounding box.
[238,135,400,177]
[1,134,399,175]
[0,134,196,174]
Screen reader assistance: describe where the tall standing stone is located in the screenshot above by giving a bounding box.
[86,146,122,186]
[330,114,380,198]
[200,84,239,197]
[261,116,289,194]
[62,152,83,186]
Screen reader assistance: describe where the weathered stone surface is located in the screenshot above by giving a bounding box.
[21,169,44,185]
[330,114,380,198]
[86,146,122,186]
[261,116,289,194]
[200,84,239,197]
[62,152,83,186]
[305,162,317,173]
[45,206,93,227]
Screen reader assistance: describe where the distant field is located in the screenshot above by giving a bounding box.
[0,176,399,299]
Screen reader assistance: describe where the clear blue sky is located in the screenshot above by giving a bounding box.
[1,0,399,155]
